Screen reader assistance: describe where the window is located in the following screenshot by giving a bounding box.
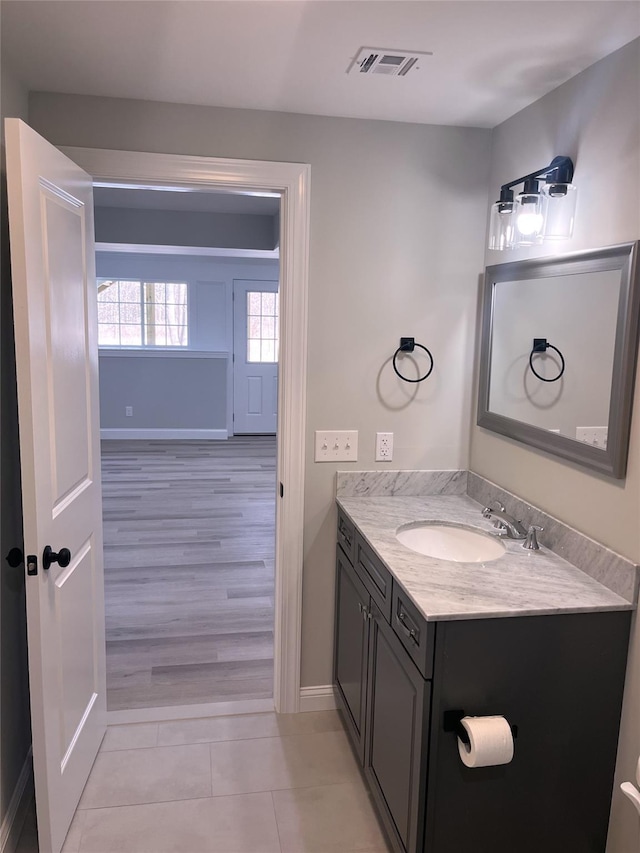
[97,280,188,347]
[247,290,279,362]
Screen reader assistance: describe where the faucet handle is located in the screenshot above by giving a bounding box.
[482,502,505,517]
[482,502,507,532]
[523,525,544,551]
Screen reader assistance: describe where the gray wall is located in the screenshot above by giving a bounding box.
[0,66,32,835]
[28,92,493,692]
[95,206,278,250]
[470,40,640,852]
[99,355,228,430]
[96,251,278,432]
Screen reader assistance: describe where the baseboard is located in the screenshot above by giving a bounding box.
[100,428,228,440]
[299,685,337,712]
[107,698,275,725]
[0,747,33,853]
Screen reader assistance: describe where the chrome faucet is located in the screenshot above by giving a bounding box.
[482,504,527,540]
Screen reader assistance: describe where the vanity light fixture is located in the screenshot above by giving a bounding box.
[488,156,576,250]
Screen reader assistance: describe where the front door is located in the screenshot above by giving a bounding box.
[233,279,279,433]
[5,118,106,853]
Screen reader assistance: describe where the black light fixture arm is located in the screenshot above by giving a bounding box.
[500,156,574,195]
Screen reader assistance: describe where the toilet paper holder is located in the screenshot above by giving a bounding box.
[443,710,518,746]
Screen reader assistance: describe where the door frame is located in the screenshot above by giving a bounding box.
[62,146,310,714]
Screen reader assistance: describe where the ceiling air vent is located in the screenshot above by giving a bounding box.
[347,47,432,77]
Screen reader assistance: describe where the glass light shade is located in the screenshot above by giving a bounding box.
[542,183,577,240]
[488,201,516,251]
[515,193,546,246]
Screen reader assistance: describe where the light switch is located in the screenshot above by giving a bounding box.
[314,430,358,462]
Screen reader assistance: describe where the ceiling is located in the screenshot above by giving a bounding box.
[93,186,280,215]
[2,1,639,128]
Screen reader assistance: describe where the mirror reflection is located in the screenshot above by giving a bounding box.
[489,270,621,447]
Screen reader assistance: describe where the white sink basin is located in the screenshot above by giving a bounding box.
[395,522,506,563]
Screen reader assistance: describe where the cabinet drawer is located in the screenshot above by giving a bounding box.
[391,583,434,679]
[355,534,392,622]
[337,507,356,565]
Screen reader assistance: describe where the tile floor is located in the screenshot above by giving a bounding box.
[18,710,391,853]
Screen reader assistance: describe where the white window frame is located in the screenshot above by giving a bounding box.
[64,145,310,716]
[97,278,190,349]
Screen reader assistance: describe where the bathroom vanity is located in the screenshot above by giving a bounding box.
[333,493,633,853]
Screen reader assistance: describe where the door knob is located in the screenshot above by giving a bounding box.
[42,546,71,571]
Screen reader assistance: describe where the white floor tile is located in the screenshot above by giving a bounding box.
[101,722,159,751]
[157,710,342,746]
[79,743,211,809]
[273,782,390,852]
[77,793,281,852]
[209,729,361,796]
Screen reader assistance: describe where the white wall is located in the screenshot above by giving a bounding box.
[0,65,32,841]
[470,39,640,852]
[96,251,278,435]
[28,92,493,688]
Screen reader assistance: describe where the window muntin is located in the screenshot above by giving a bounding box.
[97,280,188,347]
[247,290,279,363]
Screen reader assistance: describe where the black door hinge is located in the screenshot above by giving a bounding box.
[279,482,284,498]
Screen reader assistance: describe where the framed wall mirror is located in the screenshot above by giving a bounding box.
[477,242,640,478]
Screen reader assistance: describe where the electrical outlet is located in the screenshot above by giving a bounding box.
[376,432,393,461]
[125,406,133,417]
[314,430,358,462]
[576,426,608,448]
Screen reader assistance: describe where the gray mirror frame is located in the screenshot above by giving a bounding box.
[477,241,640,479]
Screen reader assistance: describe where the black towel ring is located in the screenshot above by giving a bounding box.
[529,338,565,383]
[392,337,434,384]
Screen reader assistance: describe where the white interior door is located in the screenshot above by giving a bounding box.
[233,279,279,433]
[5,119,106,853]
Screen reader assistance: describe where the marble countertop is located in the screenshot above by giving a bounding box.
[337,493,634,622]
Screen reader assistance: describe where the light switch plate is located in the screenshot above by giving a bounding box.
[314,430,358,462]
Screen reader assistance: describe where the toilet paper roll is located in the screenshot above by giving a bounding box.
[457,715,514,768]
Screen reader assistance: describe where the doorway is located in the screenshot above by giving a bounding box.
[94,187,283,714]
[67,145,310,718]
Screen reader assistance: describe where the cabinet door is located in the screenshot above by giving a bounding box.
[424,613,631,853]
[333,548,370,763]
[365,603,430,853]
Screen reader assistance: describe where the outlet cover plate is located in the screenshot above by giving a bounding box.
[376,432,393,461]
[576,426,608,449]
[315,430,358,462]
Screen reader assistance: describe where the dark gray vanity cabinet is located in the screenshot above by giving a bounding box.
[334,507,632,853]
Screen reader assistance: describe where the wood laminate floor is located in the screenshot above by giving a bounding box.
[101,437,276,711]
